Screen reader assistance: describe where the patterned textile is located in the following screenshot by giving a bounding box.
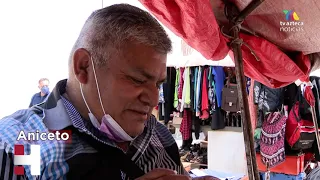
[180,109,192,140]
[260,112,287,168]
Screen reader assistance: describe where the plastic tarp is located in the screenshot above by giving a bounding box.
[139,0,319,88]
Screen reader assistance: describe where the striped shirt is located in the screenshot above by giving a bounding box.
[0,79,184,180]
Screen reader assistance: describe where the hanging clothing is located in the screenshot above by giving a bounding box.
[211,106,225,130]
[193,67,199,112]
[196,67,202,116]
[193,112,201,139]
[190,67,195,110]
[163,67,176,124]
[173,69,180,109]
[246,77,251,95]
[200,67,209,120]
[253,81,284,112]
[180,109,192,140]
[177,68,185,111]
[180,67,191,112]
[212,66,225,108]
[249,78,258,131]
[310,76,320,161]
[208,66,216,113]
[310,76,320,125]
[158,103,164,120]
[159,84,164,103]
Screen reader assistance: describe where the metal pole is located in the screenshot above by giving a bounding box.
[311,106,320,155]
[235,0,265,22]
[231,27,260,180]
[226,1,265,179]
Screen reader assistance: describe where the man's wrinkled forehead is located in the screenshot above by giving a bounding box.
[114,42,167,67]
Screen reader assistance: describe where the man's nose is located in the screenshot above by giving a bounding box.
[139,86,159,107]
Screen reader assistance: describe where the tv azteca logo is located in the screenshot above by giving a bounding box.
[280,10,304,32]
[13,130,71,175]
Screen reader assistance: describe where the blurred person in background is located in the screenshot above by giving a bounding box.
[28,78,50,107]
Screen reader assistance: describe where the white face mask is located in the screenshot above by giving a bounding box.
[79,57,134,142]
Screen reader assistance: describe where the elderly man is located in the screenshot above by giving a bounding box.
[0,4,214,180]
[29,78,50,107]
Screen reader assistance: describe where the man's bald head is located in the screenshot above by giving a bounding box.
[69,3,172,68]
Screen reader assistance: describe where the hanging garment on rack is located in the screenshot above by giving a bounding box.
[196,67,202,116]
[180,109,192,140]
[208,67,216,114]
[212,66,226,108]
[180,67,191,112]
[192,111,200,139]
[189,67,195,110]
[253,81,284,112]
[173,69,180,109]
[211,105,226,130]
[177,68,185,111]
[163,67,176,124]
[246,77,251,95]
[284,83,298,113]
[159,84,165,103]
[158,84,165,121]
[249,78,258,131]
[192,67,198,111]
[200,67,209,120]
[310,76,320,126]
[158,103,164,120]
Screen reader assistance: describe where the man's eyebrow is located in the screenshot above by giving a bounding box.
[134,68,156,80]
[133,67,167,83]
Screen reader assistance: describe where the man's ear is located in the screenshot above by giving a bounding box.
[73,48,91,84]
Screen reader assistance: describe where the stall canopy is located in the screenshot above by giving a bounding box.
[139,0,320,88]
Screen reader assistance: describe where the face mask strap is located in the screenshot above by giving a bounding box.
[90,56,106,115]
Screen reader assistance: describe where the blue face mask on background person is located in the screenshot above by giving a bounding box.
[41,86,50,95]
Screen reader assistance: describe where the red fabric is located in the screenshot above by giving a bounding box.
[248,78,258,132]
[139,0,229,60]
[200,68,209,120]
[229,34,311,88]
[178,68,185,99]
[140,0,311,89]
[286,102,315,147]
[180,109,192,140]
[304,86,315,107]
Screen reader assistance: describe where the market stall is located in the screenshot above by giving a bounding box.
[140,0,320,179]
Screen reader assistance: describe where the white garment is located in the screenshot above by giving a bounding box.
[180,67,190,112]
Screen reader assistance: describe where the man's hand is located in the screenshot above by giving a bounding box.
[135,168,218,180]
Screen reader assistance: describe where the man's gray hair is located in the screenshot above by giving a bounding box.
[69,3,172,66]
[38,78,49,84]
